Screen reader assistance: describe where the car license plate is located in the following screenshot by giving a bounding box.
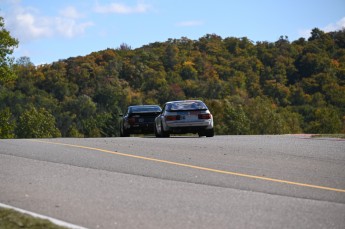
[183,115,196,121]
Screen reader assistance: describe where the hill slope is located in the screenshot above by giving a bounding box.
[1,28,345,137]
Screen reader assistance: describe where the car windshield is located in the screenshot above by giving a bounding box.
[130,106,161,113]
[168,101,207,111]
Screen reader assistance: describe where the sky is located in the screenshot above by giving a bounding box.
[1,0,345,65]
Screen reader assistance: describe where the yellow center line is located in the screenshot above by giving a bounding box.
[30,139,345,193]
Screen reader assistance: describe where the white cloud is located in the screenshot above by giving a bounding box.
[176,20,203,27]
[299,17,345,39]
[323,16,345,32]
[94,2,151,14]
[2,2,93,42]
[14,12,53,39]
[55,18,94,38]
[59,6,84,19]
[56,6,94,38]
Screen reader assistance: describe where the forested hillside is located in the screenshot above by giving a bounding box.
[1,25,345,137]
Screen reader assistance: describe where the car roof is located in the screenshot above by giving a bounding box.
[128,105,162,113]
[129,105,160,108]
[165,100,203,104]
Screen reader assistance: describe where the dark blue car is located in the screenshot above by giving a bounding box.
[120,105,162,137]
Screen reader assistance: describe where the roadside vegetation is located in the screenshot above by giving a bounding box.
[1,16,345,138]
[0,208,67,229]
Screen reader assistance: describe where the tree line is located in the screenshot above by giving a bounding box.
[1,16,344,138]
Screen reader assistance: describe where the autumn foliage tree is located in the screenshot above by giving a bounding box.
[1,15,344,138]
[0,16,18,84]
[16,107,61,138]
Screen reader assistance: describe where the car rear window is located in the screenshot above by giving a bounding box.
[130,106,161,113]
[168,101,207,111]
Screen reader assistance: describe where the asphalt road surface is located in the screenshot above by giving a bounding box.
[0,135,344,229]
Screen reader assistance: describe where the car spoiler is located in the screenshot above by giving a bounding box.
[167,108,208,112]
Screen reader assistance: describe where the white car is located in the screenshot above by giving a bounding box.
[154,100,214,137]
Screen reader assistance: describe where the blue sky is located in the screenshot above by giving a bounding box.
[1,0,345,65]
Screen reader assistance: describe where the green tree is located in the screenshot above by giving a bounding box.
[141,69,167,91]
[305,107,342,133]
[62,95,97,136]
[245,97,286,134]
[16,107,61,138]
[0,16,19,84]
[16,56,33,67]
[0,108,16,138]
[163,43,179,71]
[278,108,302,133]
[55,111,77,137]
[67,123,84,138]
[180,61,198,80]
[223,103,250,135]
[1,29,344,137]
[80,117,101,137]
[99,112,121,137]
[65,95,97,120]
[94,84,123,111]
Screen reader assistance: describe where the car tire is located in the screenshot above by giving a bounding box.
[120,125,130,137]
[154,124,161,138]
[198,131,205,137]
[160,122,170,138]
[205,128,214,137]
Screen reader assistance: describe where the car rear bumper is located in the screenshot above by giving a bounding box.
[166,120,212,128]
[167,126,210,134]
[164,120,213,134]
[127,123,155,134]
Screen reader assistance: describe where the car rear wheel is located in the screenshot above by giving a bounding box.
[198,131,205,137]
[120,125,130,137]
[154,124,160,138]
[205,128,214,137]
[160,122,170,138]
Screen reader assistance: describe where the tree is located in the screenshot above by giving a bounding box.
[141,68,167,91]
[16,107,61,138]
[180,61,198,80]
[65,95,97,120]
[305,107,342,133]
[245,97,286,134]
[0,16,19,84]
[1,29,344,137]
[0,108,15,138]
[163,44,179,71]
[16,56,33,67]
[223,103,250,135]
[278,108,302,133]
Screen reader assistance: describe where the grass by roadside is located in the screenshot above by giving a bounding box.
[0,208,68,229]
[311,134,345,139]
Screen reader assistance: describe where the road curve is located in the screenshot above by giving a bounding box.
[0,135,344,229]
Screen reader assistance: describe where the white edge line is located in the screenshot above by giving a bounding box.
[0,203,88,229]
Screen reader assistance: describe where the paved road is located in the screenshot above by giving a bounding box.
[0,135,344,229]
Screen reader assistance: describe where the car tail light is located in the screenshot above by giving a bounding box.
[128,117,136,124]
[166,115,181,121]
[198,113,212,119]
